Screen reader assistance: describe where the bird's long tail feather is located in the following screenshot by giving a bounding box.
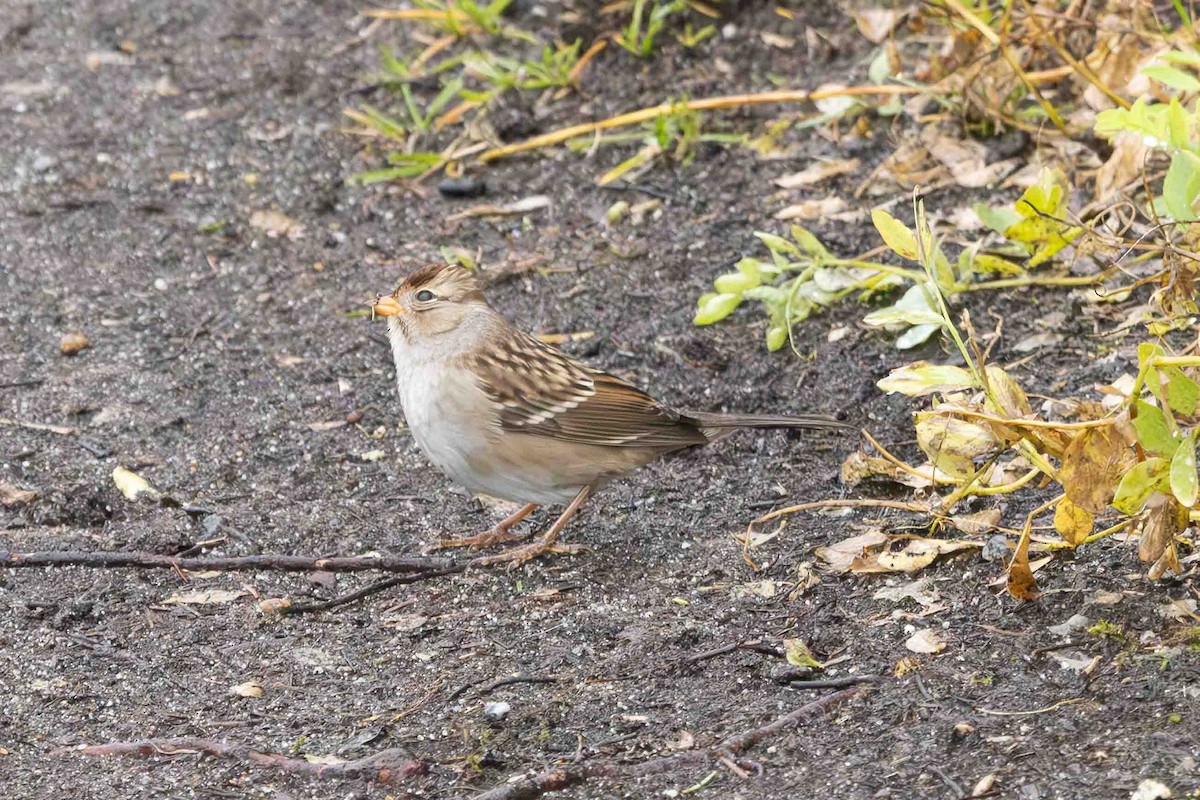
[687,411,851,441]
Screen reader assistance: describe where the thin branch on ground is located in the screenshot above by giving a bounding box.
[472,685,871,800]
[0,550,458,574]
[477,86,919,163]
[52,737,426,786]
[282,565,467,615]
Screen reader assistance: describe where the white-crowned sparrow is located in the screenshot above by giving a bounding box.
[373,264,849,565]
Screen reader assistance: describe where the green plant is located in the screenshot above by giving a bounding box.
[694,168,1097,351]
[1095,53,1200,227]
[463,40,583,91]
[616,0,687,58]
[408,0,516,37]
[676,22,716,48]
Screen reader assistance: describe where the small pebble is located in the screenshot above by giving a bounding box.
[60,332,89,355]
[32,154,56,172]
[981,534,1009,562]
[483,701,510,721]
[437,176,487,198]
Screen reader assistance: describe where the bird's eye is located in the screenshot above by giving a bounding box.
[415,290,436,302]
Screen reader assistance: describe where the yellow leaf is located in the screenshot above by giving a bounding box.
[1053,498,1093,547]
[871,209,918,260]
[783,638,825,669]
[111,466,156,501]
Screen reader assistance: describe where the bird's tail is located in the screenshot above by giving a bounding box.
[686,411,852,442]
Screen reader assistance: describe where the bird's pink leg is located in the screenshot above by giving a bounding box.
[475,486,593,567]
[432,503,539,550]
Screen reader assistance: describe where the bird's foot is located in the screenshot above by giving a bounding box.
[474,541,587,568]
[430,527,529,551]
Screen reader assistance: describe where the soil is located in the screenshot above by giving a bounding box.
[1,2,1197,799]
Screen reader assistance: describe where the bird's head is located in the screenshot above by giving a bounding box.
[373,264,489,345]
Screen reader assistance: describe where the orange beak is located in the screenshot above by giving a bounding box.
[372,294,404,317]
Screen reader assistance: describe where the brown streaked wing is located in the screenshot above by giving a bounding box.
[467,330,708,448]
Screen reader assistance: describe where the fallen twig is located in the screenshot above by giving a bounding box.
[53,737,426,786]
[282,566,465,616]
[472,685,870,800]
[0,550,457,574]
[477,86,919,163]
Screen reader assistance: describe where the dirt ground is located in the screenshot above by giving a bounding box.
[2,2,1198,798]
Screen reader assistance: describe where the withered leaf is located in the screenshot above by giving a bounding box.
[1058,426,1135,513]
[813,530,889,572]
[1006,523,1040,601]
[915,414,1000,478]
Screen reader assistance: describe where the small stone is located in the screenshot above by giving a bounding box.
[437,176,487,198]
[981,534,1009,562]
[154,277,169,292]
[32,154,56,172]
[483,701,511,721]
[202,514,223,536]
[60,332,89,355]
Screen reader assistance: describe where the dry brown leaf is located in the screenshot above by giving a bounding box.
[0,483,37,507]
[852,8,906,44]
[774,196,847,220]
[60,332,90,356]
[302,754,347,766]
[861,536,979,574]
[666,730,695,751]
[307,420,347,431]
[915,414,1000,478]
[774,158,861,189]
[1095,131,1148,202]
[164,588,248,605]
[1138,496,1184,567]
[1053,498,1093,547]
[840,450,934,488]
[1059,425,1135,513]
[229,681,264,698]
[1006,523,1039,601]
[950,509,1002,535]
[249,209,306,239]
[904,628,946,654]
[447,195,550,220]
[258,598,292,615]
[814,530,889,572]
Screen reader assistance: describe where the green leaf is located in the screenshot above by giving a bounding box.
[1166,99,1192,150]
[713,272,757,293]
[871,209,918,260]
[1143,64,1200,93]
[766,326,788,351]
[693,292,742,325]
[755,231,801,257]
[1112,457,1171,514]
[1162,151,1200,222]
[973,203,1022,237]
[1160,366,1200,416]
[735,257,763,284]
[1132,400,1181,457]
[877,362,976,396]
[788,224,830,259]
[1169,431,1198,508]
[895,323,941,349]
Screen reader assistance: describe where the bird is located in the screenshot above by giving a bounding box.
[372,263,850,566]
